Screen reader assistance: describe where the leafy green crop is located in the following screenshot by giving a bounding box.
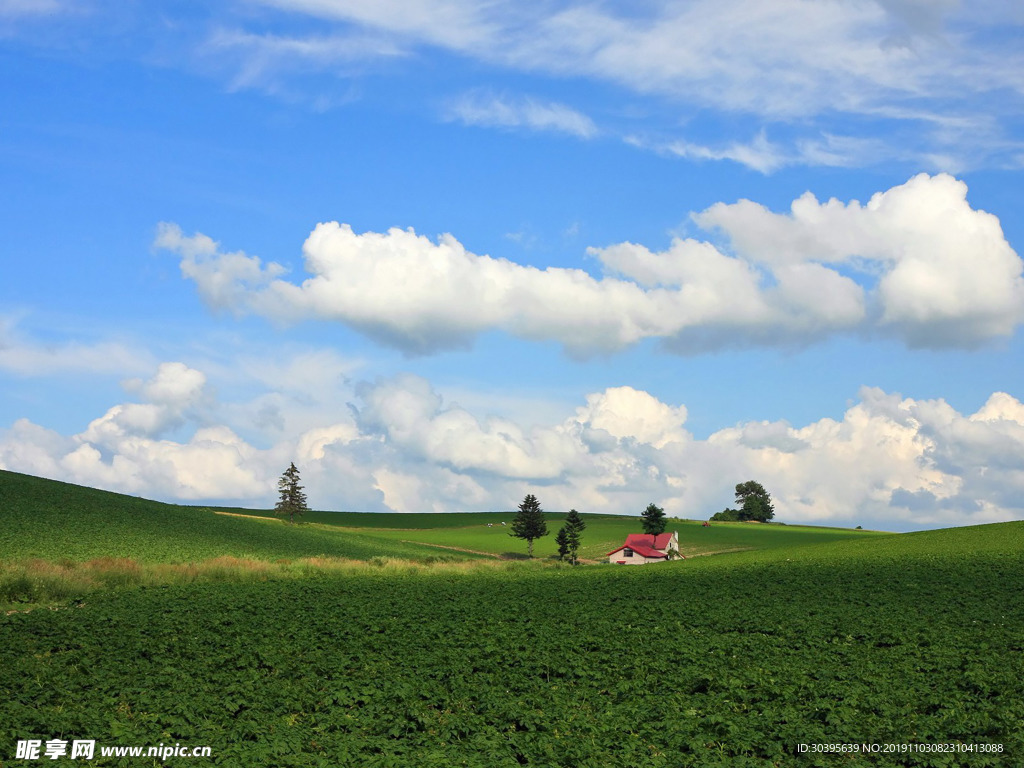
[3,521,1022,766]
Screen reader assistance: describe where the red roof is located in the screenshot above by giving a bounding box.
[606,544,669,558]
[625,533,675,550]
[606,532,676,558]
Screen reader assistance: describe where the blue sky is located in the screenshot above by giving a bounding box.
[2,0,1023,531]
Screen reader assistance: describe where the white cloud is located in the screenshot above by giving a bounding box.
[250,0,983,118]
[80,363,210,448]
[447,90,597,139]
[253,0,500,51]
[693,173,1024,346]
[201,27,406,97]
[629,131,893,174]
[225,0,1023,168]
[354,373,580,480]
[661,132,789,175]
[0,317,151,377]
[159,174,1023,355]
[2,363,1023,530]
[574,386,688,450]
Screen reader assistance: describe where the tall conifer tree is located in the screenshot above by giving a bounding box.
[509,494,548,557]
[563,508,586,565]
[275,462,309,524]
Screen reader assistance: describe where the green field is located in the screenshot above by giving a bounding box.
[230,506,887,562]
[0,470,470,566]
[2,470,1022,766]
[0,468,883,568]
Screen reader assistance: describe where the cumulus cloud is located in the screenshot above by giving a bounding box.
[158,174,1024,355]
[2,362,1023,530]
[81,363,211,449]
[693,173,1024,346]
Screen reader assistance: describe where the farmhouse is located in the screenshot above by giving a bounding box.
[607,531,679,565]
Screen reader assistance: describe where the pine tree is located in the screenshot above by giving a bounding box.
[641,502,667,535]
[555,527,570,561]
[509,494,548,557]
[275,462,309,524]
[563,508,586,565]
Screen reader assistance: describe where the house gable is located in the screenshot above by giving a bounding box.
[607,530,679,564]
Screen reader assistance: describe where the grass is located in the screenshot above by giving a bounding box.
[0,468,889,608]
[0,554,540,612]
[228,509,888,561]
[0,469,476,565]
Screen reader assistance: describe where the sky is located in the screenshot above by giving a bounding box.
[1,0,1023,532]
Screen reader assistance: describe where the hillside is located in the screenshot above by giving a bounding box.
[1,469,885,566]
[229,506,889,561]
[0,469,464,564]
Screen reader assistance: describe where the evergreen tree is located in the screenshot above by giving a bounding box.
[563,508,586,565]
[640,502,667,535]
[555,527,570,561]
[509,494,548,557]
[275,462,309,524]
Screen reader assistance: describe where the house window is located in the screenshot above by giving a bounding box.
[623,548,634,557]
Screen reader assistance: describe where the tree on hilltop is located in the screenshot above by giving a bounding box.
[509,494,548,557]
[711,481,774,522]
[641,502,667,535]
[734,481,774,522]
[275,462,309,524]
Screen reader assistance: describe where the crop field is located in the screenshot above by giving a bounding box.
[2,470,1022,766]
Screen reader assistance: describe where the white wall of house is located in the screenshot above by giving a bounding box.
[607,548,665,565]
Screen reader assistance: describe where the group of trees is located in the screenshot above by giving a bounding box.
[711,481,775,522]
[509,494,586,565]
[510,496,670,562]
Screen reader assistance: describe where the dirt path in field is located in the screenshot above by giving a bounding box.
[679,546,756,558]
[401,541,503,559]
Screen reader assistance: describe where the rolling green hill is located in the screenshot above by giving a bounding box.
[0,469,465,565]
[230,507,889,561]
[1,469,885,566]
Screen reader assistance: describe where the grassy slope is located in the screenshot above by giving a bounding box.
[2,468,883,565]
[0,470,467,564]
[2,520,1021,766]
[235,509,888,560]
